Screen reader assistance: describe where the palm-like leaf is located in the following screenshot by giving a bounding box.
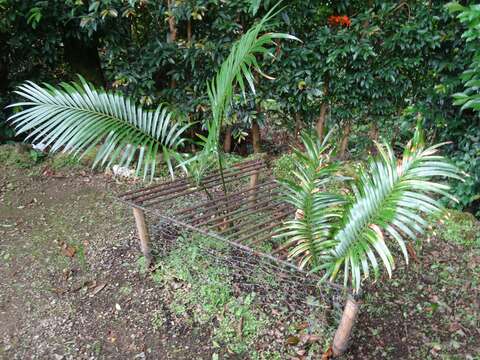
[7,78,189,180]
[183,4,299,188]
[277,132,346,268]
[278,126,462,292]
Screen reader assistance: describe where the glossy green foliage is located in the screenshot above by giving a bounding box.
[7,78,189,180]
[278,127,461,291]
[448,2,480,112]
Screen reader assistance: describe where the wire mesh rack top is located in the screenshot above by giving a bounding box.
[117,158,345,293]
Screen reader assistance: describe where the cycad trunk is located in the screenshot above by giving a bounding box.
[332,295,361,356]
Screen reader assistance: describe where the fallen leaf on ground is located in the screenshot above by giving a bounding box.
[321,346,333,360]
[286,335,300,346]
[295,322,309,330]
[90,282,107,296]
[407,243,419,263]
[306,334,322,343]
[60,243,76,258]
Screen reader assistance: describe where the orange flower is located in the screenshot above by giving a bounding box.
[328,15,351,27]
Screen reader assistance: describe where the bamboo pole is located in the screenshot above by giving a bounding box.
[132,207,152,267]
[332,295,361,357]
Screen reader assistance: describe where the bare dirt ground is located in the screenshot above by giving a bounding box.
[0,164,214,360]
[1,152,479,359]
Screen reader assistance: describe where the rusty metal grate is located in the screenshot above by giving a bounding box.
[119,160,284,246]
[117,158,346,298]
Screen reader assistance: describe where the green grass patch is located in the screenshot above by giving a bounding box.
[432,210,480,248]
[150,234,273,355]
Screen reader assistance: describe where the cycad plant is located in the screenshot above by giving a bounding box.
[277,126,461,292]
[182,5,298,191]
[7,78,189,180]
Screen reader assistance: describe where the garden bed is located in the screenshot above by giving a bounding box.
[1,149,479,359]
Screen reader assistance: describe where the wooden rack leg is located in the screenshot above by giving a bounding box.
[332,295,361,357]
[132,207,153,267]
[249,170,260,204]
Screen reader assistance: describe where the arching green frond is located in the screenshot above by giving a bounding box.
[7,78,189,180]
[279,126,462,292]
[183,4,300,187]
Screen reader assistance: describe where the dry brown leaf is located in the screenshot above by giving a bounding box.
[296,349,306,356]
[90,282,107,296]
[286,335,300,346]
[407,243,419,263]
[321,346,333,360]
[295,322,309,331]
[295,209,304,220]
[61,243,76,258]
[306,334,322,343]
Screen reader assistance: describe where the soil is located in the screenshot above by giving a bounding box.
[0,165,213,359]
[0,157,479,359]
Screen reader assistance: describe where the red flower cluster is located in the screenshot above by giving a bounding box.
[328,15,351,27]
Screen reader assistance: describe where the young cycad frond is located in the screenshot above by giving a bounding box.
[278,127,462,292]
[276,132,347,269]
[7,78,189,180]
[183,4,299,189]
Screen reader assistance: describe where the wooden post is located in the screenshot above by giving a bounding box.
[249,169,260,205]
[132,207,153,267]
[332,295,361,357]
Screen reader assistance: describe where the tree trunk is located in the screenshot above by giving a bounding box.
[251,120,261,153]
[316,103,328,141]
[187,19,192,45]
[294,113,302,141]
[339,122,351,159]
[316,77,329,141]
[167,0,177,43]
[369,122,379,155]
[0,34,8,94]
[63,36,104,86]
[167,0,177,88]
[132,207,153,268]
[223,126,232,153]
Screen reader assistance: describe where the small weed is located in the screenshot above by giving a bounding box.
[136,256,148,274]
[151,310,165,331]
[29,149,47,163]
[74,242,88,271]
[251,351,283,360]
[213,293,267,354]
[92,341,102,356]
[119,285,133,296]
